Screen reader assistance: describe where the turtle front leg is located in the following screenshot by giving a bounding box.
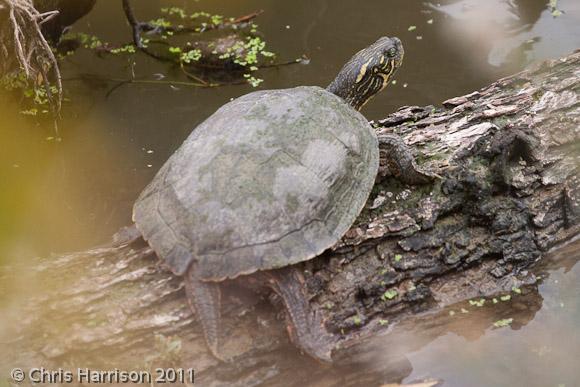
[184,265,226,361]
[260,266,336,362]
[378,134,440,185]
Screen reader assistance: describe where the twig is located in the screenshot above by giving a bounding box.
[229,10,264,25]
[103,77,225,98]
[107,78,226,88]
[259,56,310,68]
[121,0,263,40]
[179,62,208,85]
[60,74,217,98]
[36,10,59,24]
[152,10,264,34]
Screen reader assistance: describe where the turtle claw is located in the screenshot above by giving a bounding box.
[377,134,440,185]
[293,309,336,363]
[301,343,333,363]
[207,344,232,363]
[263,267,337,363]
[184,265,227,361]
[295,325,335,363]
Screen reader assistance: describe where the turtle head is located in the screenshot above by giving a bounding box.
[327,37,404,111]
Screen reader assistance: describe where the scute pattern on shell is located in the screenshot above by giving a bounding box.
[133,86,379,280]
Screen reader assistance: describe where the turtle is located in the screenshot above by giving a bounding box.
[119,36,435,362]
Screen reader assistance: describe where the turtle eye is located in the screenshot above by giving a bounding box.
[386,48,397,58]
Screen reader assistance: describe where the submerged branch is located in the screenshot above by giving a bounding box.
[121,0,263,46]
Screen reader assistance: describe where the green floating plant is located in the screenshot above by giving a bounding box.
[493,318,513,328]
[548,0,563,17]
[468,298,486,307]
[1,71,58,117]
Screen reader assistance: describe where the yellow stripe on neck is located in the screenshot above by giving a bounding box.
[378,60,396,89]
[355,58,373,83]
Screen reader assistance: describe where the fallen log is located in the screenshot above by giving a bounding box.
[1,50,578,386]
[33,0,96,44]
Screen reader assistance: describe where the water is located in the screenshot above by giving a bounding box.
[1,0,579,385]
[401,241,580,387]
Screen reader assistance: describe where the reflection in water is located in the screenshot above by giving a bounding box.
[400,240,580,387]
[430,0,580,68]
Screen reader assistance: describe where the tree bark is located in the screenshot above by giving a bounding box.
[1,51,579,386]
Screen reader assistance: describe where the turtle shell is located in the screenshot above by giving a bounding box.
[133,86,378,281]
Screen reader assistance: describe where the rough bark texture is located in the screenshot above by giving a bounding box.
[1,51,579,386]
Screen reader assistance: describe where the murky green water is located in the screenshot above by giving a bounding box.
[1,0,579,385]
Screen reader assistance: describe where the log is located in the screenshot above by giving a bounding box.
[33,0,96,44]
[1,50,579,386]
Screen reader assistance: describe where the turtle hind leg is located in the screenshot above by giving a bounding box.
[261,266,336,362]
[378,134,441,185]
[184,265,226,361]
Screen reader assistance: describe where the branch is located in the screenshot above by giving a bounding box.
[121,0,142,48]
[121,0,263,46]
